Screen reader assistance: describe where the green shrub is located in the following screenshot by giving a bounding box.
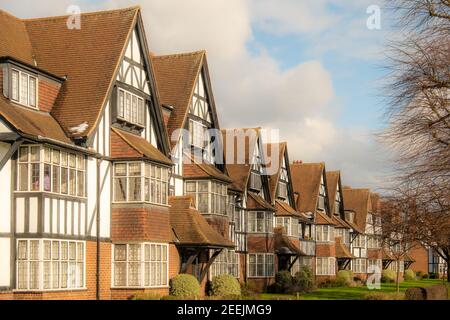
[429,272,438,279]
[381,270,396,283]
[416,271,423,279]
[210,274,241,298]
[404,269,416,281]
[364,292,404,300]
[131,293,162,300]
[291,266,315,293]
[422,273,430,279]
[336,270,354,287]
[270,271,293,293]
[169,274,201,299]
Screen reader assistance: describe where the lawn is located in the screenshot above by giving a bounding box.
[257,279,445,300]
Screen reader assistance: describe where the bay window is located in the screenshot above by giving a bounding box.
[276,217,299,237]
[249,171,262,191]
[368,235,382,249]
[248,253,274,278]
[112,243,168,288]
[315,225,334,242]
[368,259,382,272]
[117,88,145,127]
[247,211,273,233]
[335,228,350,245]
[11,68,37,108]
[16,239,85,291]
[352,258,367,273]
[353,235,367,248]
[210,249,239,278]
[113,162,169,205]
[16,145,86,197]
[316,257,336,276]
[185,180,227,215]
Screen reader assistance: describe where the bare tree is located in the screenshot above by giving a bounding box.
[381,0,450,282]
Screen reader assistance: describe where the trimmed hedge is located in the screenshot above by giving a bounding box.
[336,270,354,286]
[210,274,241,297]
[169,274,201,299]
[381,270,396,283]
[405,284,448,300]
[404,269,416,281]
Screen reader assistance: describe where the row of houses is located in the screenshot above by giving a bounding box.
[0,6,439,300]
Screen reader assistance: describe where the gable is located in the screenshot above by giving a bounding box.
[188,70,213,124]
[0,119,12,133]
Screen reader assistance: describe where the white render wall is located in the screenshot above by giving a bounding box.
[0,238,10,286]
[0,143,11,233]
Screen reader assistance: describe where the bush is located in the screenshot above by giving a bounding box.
[131,293,162,300]
[291,266,315,293]
[364,292,404,300]
[336,270,354,287]
[381,270,396,283]
[416,271,424,279]
[404,269,416,281]
[169,274,201,299]
[422,273,430,279]
[429,272,438,279]
[269,271,293,293]
[209,274,241,298]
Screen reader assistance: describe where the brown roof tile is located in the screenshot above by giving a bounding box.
[342,188,372,232]
[0,97,72,144]
[335,237,354,259]
[22,7,139,138]
[382,248,395,261]
[290,162,325,214]
[274,228,306,256]
[183,162,232,183]
[264,142,286,201]
[315,211,335,225]
[111,127,172,166]
[247,192,275,211]
[169,196,234,248]
[326,171,340,214]
[152,51,204,148]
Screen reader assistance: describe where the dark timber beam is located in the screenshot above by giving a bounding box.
[180,249,202,274]
[199,248,222,283]
[0,139,23,171]
[287,256,299,271]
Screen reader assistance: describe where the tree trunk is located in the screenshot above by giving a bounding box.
[396,259,400,294]
[446,260,450,283]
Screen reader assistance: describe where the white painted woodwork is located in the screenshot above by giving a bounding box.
[0,152,11,233]
[0,119,12,133]
[0,238,10,286]
[15,198,25,233]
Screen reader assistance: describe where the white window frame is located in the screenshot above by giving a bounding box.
[248,253,275,278]
[15,239,85,291]
[316,257,336,276]
[111,243,169,288]
[210,249,239,279]
[352,258,367,274]
[16,145,86,198]
[335,227,350,245]
[315,225,334,242]
[113,162,169,205]
[189,119,206,149]
[247,211,273,234]
[276,217,299,237]
[11,68,38,108]
[117,87,145,127]
[185,180,227,215]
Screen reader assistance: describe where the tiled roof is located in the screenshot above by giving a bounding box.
[274,228,306,256]
[169,196,234,248]
[23,7,140,138]
[182,153,232,183]
[152,51,204,148]
[290,162,324,214]
[0,96,72,144]
[264,142,287,201]
[221,127,261,192]
[332,215,351,229]
[275,200,310,223]
[342,188,372,232]
[325,171,340,214]
[370,192,381,215]
[382,248,395,261]
[315,211,335,225]
[335,237,354,259]
[111,127,172,166]
[247,192,275,211]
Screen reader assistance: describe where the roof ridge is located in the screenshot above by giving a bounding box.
[22,6,140,22]
[0,8,22,20]
[153,50,206,59]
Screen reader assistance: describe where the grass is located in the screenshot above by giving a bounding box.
[255,279,445,300]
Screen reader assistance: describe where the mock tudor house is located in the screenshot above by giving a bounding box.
[0,7,178,299]
[290,162,337,282]
[325,171,355,271]
[222,128,276,291]
[151,51,237,289]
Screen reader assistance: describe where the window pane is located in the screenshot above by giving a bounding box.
[44,164,51,191]
[138,99,144,125]
[129,177,141,201]
[20,73,28,105]
[77,171,84,196]
[12,70,19,101]
[114,245,127,261]
[186,182,196,193]
[29,77,36,107]
[30,146,40,161]
[132,96,137,124]
[125,93,131,121]
[118,90,124,118]
[69,169,76,195]
[128,163,141,176]
[52,166,60,193]
[114,178,127,201]
[69,154,76,168]
[31,163,40,191]
[19,163,28,191]
[61,152,68,166]
[52,150,60,164]
[61,168,68,194]
[19,146,28,162]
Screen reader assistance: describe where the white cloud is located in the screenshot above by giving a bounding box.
[0,0,391,188]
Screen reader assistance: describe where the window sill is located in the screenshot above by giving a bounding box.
[111,286,169,290]
[112,201,170,208]
[247,276,274,279]
[13,287,87,293]
[14,191,87,200]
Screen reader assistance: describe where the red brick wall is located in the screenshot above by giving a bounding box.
[316,242,336,257]
[409,244,429,274]
[247,278,274,293]
[38,77,61,112]
[239,253,246,283]
[368,248,383,259]
[0,241,111,300]
[0,67,3,94]
[111,205,171,242]
[247,235,274,253]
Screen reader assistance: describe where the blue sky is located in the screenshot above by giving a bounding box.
[0,0,395,189]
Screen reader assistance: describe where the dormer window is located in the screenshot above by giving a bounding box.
[189,119,206,149]
[334,186,341,215]
[277,181,287,199]
[11,68,37,108]
[345,211,355,223]
[317,175,327,211]
[117,88,145,127]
